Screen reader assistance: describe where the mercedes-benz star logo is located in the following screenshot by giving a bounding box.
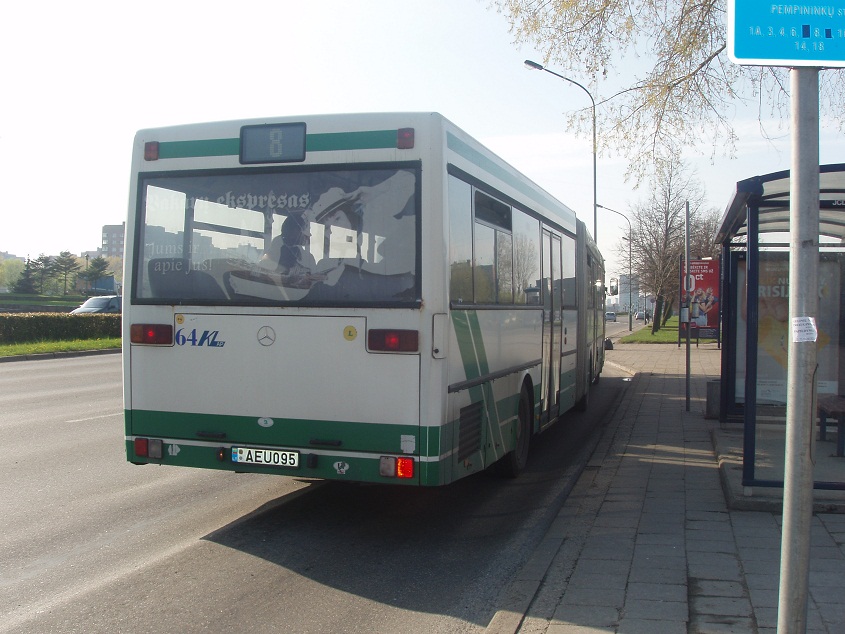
[257,326,276,347]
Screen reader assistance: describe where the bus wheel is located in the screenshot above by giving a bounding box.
[500,383,532,478]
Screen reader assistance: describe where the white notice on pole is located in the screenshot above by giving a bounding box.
[791,316,818,343]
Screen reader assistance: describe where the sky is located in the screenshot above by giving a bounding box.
[2,0,844,281]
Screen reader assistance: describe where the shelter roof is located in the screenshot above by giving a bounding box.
[715,164,845,244]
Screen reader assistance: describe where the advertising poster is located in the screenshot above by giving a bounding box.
[734,254,841,404]
[680,259,720,340]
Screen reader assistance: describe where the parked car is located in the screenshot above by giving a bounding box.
[605,311,617,322]
[70,295,121,314]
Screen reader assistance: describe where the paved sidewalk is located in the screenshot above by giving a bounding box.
[491,341,845,634]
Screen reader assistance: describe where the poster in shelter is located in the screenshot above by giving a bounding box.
[734,255,841,404]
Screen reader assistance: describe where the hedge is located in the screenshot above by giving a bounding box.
[0,313,121,344]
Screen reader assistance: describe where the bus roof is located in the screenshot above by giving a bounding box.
[134,112,580,234]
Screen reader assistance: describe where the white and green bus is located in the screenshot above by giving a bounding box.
[124,112,605,486]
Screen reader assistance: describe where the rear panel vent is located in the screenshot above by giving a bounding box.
[458,402,483,462]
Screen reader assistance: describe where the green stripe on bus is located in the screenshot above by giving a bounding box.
[465,310,490,376]
[126,409,428,456]
[306,130,398,151]
[159,138,240,159]
[156,130,398,160]
[450,311,481,382]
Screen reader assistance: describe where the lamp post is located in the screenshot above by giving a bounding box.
[524,59,597,243]
[597,204,633,331]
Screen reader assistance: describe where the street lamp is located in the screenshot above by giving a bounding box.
[597,204,633,331]
[524,59,597,243]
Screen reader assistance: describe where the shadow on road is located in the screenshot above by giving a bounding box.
[201,373,630,627]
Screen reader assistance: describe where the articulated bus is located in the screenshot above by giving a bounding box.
[124,112,606,486]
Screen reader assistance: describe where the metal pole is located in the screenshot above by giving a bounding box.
[628,236,634,332]
[685,201,691,412]
[591,106,597,243]
[777,66,820,634]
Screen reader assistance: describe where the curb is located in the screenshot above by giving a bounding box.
[0,348,121,363]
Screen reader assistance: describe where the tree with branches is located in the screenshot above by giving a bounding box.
[32,254,54,294]
[79,256,112,292]
[52,251,81,295]
[495,0,844,179]
[12,258,39,294]
[618,159,719,332]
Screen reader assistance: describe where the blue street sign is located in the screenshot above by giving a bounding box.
[728,1,845,67]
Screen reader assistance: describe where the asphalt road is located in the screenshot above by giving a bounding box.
[0,354,628,633]
[605,315,643,338]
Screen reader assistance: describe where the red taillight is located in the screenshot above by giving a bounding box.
[134,437,149,457]
[397,128,414,149]
[368,329,418,352]
[130,323,174,345]
[396,457,415,479]
[144,141,159,161]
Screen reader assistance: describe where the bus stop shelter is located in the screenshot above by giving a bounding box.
[714,164,845,490]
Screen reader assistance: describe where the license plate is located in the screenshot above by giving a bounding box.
[231,447,299,468]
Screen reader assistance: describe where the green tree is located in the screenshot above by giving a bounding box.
[0,258,25,291]
[79,256,112,290]
[12,258,39,294]
[52,251,81,295]
[31,254,54,294]
[495,0,844,179]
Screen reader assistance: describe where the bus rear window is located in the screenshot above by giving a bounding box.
[134,166,419,306]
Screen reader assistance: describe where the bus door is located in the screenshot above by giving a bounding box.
[542,230,563,421]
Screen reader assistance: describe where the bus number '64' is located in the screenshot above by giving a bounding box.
[175,328,226,347]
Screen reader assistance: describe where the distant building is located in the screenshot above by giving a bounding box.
[101,223,125,259]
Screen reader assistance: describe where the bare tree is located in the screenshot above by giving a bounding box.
[495,0,844,179]
[618,159,718,331]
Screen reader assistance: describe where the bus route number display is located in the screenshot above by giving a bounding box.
[728,2,845,67]
[240,122,307,164]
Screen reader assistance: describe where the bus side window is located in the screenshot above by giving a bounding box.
[513,210,540,305]
[448,176,473,303]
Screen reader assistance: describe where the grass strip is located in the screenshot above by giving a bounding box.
[0,338,121,357]
[619,317,718,344]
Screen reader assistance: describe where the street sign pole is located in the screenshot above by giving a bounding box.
[726,3,841,631]
[685,201,691,412]
[778,67,820,634]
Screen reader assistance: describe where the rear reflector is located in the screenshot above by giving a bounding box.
[130,323,174,345]
[148,439,163,459]
[368,329,418,352]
